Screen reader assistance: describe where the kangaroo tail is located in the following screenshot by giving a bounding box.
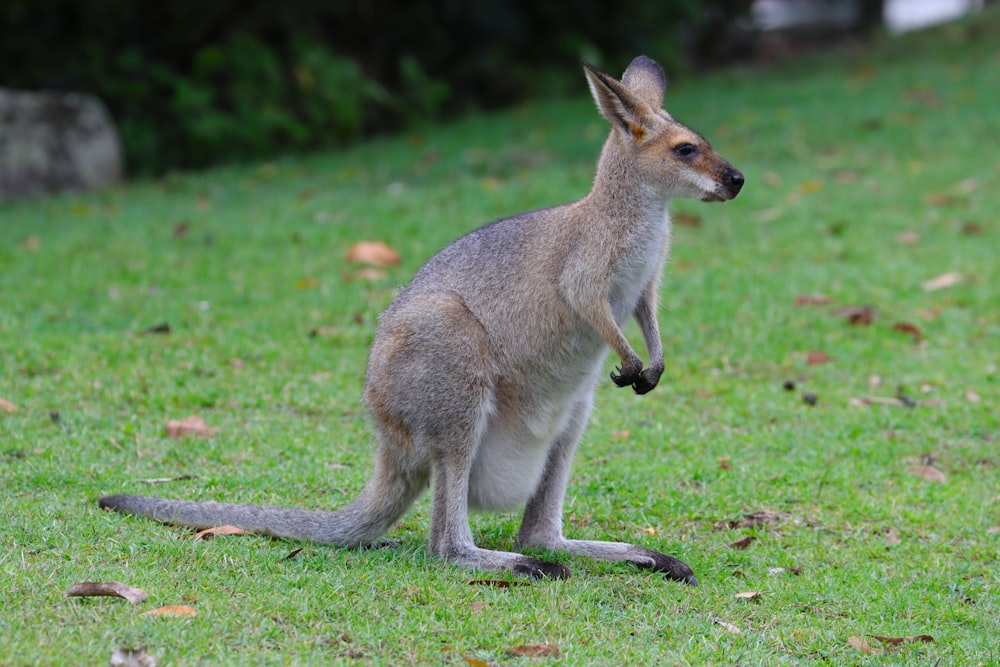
[99,451,428,547]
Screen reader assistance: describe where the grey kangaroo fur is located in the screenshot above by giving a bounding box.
[99,56,744,584]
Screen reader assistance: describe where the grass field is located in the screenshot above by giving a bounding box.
[2,11,999,666]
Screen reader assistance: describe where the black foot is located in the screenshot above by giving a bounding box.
[632,547,697,586]
[513,558,572,580]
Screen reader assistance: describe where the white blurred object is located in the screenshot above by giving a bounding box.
[884,0,984,34]
[751,0,984,34]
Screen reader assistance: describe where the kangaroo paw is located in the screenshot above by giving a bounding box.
[513,558,572,580]
[630,546,697,585]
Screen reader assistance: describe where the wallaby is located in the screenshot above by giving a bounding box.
[99,55,743,585]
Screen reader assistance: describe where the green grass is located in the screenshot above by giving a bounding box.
[3,13,1000,666]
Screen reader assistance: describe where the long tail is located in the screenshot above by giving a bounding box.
[98,452,428,547]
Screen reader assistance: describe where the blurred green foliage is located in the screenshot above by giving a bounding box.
[0,0,748,174]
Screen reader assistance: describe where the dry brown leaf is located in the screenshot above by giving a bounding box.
[735,591,763,602]
[794,294,831,306]
[870,634,935,646]
[505,644,561,658]
[848,636,875,654]
[110,646,157,667]
[295,276,320,289]
[141,605,197,617]
[193,525,249,540]
[806,351,832,366]
[892,322,924,343]
[727,536,755,550]
[65,581,148,604]
[24,235,41,250]
[907,465,946,483]
[894,231,920,245]
[283,547,304,560]
[673,211,703,228]
[717,455,732,470]
[923,272,964,291]
[638,526,658,536]
[832,305,876,326]
[714,617,741,634]
[346,240,401,267]
[961,222,984,235]
[0,398,18,413]
[164,415,217,439]
[469,579,530,589]
[611,430,631,441]
[464,657,490,667]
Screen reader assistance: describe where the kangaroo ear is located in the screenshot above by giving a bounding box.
[621,55,667,110]
[583,61,652,143]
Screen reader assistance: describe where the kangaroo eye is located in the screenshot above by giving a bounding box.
[674,143,698,157]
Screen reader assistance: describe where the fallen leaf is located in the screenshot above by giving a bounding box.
[295,276,320,289]
[140,323,171,335]
[960,222,984,235]
[164,415,217,439]
[907,465,946,483]
[892,322,924,342]
[141,605,197,617]
[193,525,248,540]
[870,634,934,646]
[714,617,741,634]
[283,547,304,560]
[923,192,954,206]
[727,536,755,550]
[464,657,490,667]
[230,358,246,369]
[638,526,659,536]
[346,240,401,267]
[0,398,18,413]
[611,430,631,441]
[768,567,786,575]
[469,580,530,589]
[894,231,920,245]
[832,305,876,326]
[110,646,157,667]
[717,456,732,470]
[65,581,148,604]
[965,389,981,403]
[735,591,763,602]
[797,179,823,194]
[794,294,831,306]
[884,527,902,545]
[923,272,964,291]
[806,351,832,366]
[138,474,198,484]
[171,222,190,239]
[505,644,560,658]
[469,601,488,615]
[673,211,702,228]
[848,636,875,654]
[24,236,41,250]
[715,510,791,531]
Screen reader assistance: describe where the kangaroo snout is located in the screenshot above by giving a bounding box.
[724,167,745,199]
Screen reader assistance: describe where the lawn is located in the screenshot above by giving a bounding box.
[2,11,999,666]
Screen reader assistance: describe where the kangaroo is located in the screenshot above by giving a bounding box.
[99,55,743,585]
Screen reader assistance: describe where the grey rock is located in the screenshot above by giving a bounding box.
[0,88,124,199]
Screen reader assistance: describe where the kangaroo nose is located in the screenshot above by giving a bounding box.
[726,169,745,196]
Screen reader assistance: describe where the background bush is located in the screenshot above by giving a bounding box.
[1,0,749,175]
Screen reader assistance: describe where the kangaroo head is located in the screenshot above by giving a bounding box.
[584,56,744,203]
